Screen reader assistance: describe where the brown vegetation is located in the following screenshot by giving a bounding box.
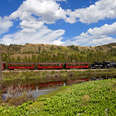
[1,43,116,63]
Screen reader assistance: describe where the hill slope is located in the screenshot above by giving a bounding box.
[0,43,116,63]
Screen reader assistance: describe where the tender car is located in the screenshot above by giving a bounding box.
[91,62,104,69]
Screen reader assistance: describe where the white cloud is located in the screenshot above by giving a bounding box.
[10,0,66,24]
[10,0,116,24]
[65,0,116,23]
[1,0,116,46]
[64,22,116,46]
[20,18,44,33]
[0,0,66,45]
[0,22,65,45]
[0,17,13,35]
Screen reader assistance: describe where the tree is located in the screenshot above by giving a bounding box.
[17,56,21,62]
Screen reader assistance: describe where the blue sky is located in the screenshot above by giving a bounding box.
[0,0,116,46]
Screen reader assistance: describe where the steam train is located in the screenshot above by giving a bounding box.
[1,61,116,70]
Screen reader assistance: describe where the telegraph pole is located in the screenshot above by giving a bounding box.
[0,50,2,80]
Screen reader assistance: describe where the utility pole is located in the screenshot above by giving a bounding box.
[0,49,2,80]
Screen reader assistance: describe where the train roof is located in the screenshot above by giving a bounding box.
[7,62,89,64]
[7,63,63,64]
[66,63,89,64]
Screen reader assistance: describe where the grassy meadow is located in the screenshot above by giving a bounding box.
[0,79,116,115]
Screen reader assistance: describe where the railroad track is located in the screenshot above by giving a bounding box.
[3,69,107,72]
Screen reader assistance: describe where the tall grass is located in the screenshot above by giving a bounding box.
[1,69,116,88]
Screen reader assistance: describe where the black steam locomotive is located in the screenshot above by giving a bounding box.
[91,61,116,69]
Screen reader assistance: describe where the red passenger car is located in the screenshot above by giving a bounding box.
[2,63,6,70]
[65,63,89,69]
[8,63,35,70]
[38,63,64,69]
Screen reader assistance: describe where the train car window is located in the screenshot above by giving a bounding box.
[7,64,31,67]
[40,64,60,66]
[68,63,80,66]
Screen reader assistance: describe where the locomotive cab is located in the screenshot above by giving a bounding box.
[91,62,104,69]
[103,61,116,68]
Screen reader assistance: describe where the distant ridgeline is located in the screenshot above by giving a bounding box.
[0,43,116,63]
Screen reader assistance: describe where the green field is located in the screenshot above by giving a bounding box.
[0,79,116,116]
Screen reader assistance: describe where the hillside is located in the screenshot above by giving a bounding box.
[0,43,116,63]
